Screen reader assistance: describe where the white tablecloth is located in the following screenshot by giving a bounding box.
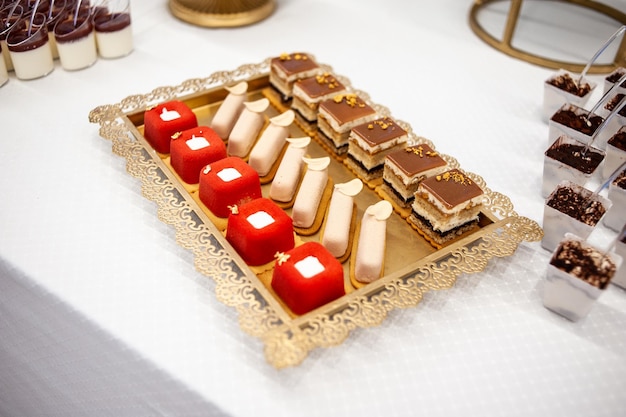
[2,1,626,416]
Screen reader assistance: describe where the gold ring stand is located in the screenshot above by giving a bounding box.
[469,0,626,73]
[169,0,276,28]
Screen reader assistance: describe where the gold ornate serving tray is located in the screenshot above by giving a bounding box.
[89,56,543,368]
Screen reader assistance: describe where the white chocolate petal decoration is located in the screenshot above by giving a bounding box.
[286,136,311,149]
[270,109,295,127]
[303,156,331,171]
[366,200,393,221]
[335,178,363,197]
[225,81,248,95]
[243,98,269,113]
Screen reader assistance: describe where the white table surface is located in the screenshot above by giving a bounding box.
[2,1,626,416]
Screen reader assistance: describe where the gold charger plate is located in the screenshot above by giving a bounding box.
[89,56,543,368]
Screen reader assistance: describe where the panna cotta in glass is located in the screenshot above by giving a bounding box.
[6,12,54,80]
[54,9,97,70]
[93,0,132,59]
[1,3,24,72]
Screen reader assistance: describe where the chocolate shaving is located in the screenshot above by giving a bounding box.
[608,131,626,151]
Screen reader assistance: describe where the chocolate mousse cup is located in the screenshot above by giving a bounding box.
[543,233,621,322]
[1,3,24,71]
[54,11,97,70]
[603,169,626,232]
[6,13,54,80]
[604,67,626,95]
[603,127,626,179]
[543,69,595,123]
[612,226,626,289]
[0,42,8,86]
[542,180,611,252]
[596,94,626,150]
[542,135,605,198]
[93,0,132,59]
[548,103,603,146]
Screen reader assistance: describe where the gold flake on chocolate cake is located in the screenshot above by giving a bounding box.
[269,52,320,100]
[408,169,484,248]
[317,93,377,158]
[378,143,449,213]
[345,117,409,186]
[292,73,347,122]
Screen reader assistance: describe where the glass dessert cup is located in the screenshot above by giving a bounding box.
[548,103,603,146]
[45,0,68,59]
[542,135,605,198]
[542,180,611,252]
[543,233,621,322]
[603,126,626,179]
[612,226,626,289]
[6,12,54,80]
[543,69,595,123]
[603,168,626,232]
[595,94,626,150]
[54,8,96,70]
[0,3,24,71]
[0,43,8,86]
[93,0,132,59]
[604,67,626,95]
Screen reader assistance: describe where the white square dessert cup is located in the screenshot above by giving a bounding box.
[602,126,626,179]
[612,236,626,289]
[541,181,612,252]
[543,233,622,322]
[603,67,626,95]
[543,69,596,123]
[542,135,604,198]
[548,103,601,146]
[603,177,626,232]
[596,100,626,150]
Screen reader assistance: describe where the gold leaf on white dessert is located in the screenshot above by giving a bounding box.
[270,109,295,127]
[286,136,311,149]
[225,81,248,95]
[365,200,393,221]
[335,178,363,197]
[302,156,331,171]
[244,98,270,113]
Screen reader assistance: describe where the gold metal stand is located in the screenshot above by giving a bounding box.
[469,0,626,73]
[169,0,276,28]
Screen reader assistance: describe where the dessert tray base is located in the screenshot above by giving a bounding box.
[89,57,543,368]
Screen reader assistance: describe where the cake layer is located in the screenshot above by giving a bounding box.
[269,52,320,98]
[417,169,484,215]
[292,73,347,121]
[411,191,482,233]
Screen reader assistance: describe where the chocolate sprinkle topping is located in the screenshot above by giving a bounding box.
[547,185,606,225]
[550,239,616,289]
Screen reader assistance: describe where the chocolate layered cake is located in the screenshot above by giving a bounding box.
[344,117,409,185]
[408,169,484,247]
[317,93,377,157]
[379,144,448,213]
[269,52,320,100]
[292,73,347,123]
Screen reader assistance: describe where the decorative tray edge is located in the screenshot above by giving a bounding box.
[88,57,543,369]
